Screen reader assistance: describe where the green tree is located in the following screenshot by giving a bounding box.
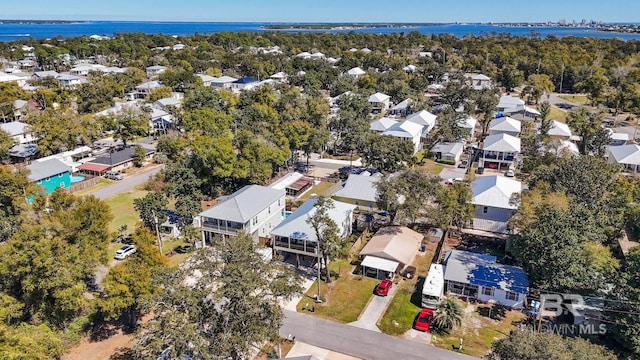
[432,298,463,332]
[163,164,203,229]
[567,109,611,156]
[306,197,342,284]
[359,133,414,172]
[99,105,149,148]
[375,169,440,224]
[576,70,609,106]
[146,85,173,103]
[133,192,169,232]
[97,227,166,328]
[489,328,615,360]
[0,129,16,161]
[434,182,473,229]
[133,232,301,359]
[133,145,147,167]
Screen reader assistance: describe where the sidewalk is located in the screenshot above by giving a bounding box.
[286,342,360,360]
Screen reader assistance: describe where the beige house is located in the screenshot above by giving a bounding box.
[359,226,424,279]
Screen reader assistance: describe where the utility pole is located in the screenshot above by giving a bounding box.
[152,211,163,255]
[316,248,322,303]
[559,62,565,94]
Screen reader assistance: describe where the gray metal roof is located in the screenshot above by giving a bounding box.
[199,185,285,223]
[332,174,379,203]
[444,250,529,294]
[26,158,70,181]
[431,142,464,156]
[91,146,154,166]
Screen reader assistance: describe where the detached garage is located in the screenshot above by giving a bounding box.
[359,226,424,279]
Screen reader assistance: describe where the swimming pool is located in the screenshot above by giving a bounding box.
[70,176,85,183]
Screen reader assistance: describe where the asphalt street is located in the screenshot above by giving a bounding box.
[91,165,163,199]
[280,310,477,360]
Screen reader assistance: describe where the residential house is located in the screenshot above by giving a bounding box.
[211,75,238,89]
[444,250,528,309]
[430,142,465,164]
[459,116,478,138]
[369,117,398,133]
[347,67,366,78]
[197,185,286,243]
[77,146,155,174]
[135,80,163,99]
[269,172,315,198]
[332,173,380,210]
[403,64,417,73]
[465,73,492,90]
[368,92,391,113]
[270,72,287,82]
[480,133,521,170]
[26,158,72,194]
[34,146,92,172]
[146,65,167,78]
[609,130,629,146]
[31,70,59,79]
[607,144,640,173]
[296,51,311,59]
[1,121,37,144]
[382,120,424,154]
[360,48,372,54]
[231,77,258,92]
[388,98,412,117]
[195,73,217,87]
[497,95,540,119]
[359,226,424,279]
[153,97,182,112]
[70,64,106,76]
[57,74,87,88]
[470,175,521,233]
[310,52,325,60]
[271,198,356,265]
[488,116,521,137]
[405,110,437,135]
[540,119,572,140]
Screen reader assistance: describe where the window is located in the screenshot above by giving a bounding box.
[58,173,63,178]
[506,291,518,301]
[268,206,271,214]
[483,287,494,296]
[483,206,488,214]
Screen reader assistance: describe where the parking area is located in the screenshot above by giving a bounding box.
[439,167,467,181]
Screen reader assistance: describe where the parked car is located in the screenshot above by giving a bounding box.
[476,167,485,174]
[445,177,464,185]
[505,169,515,177]
[114,245,137,260]
[105,170,124,180]
[414,308,435,332]
[375,278,393,296]
[457,160,468,168]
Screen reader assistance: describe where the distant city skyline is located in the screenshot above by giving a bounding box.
[2,0,639,23]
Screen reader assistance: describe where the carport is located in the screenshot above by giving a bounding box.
[361,256,399,279]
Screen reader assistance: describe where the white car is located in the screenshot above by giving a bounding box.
[505,169,516,177]
[445,177,464,185]
[114,245,137,260]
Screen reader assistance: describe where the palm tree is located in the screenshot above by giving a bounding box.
[433,298,464,331]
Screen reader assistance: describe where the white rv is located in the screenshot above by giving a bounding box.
[422,263,445,309]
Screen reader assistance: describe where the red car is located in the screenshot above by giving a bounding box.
[374,279,393,296]
[414,308,435,332]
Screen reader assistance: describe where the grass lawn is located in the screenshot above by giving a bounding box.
[72,178,112,197]
[299,181,335,201]
[422,159,445,175]
[162,237,194,267]
[432,300,525,357]
[558,94,589,104]
[105,189,148,233]
[378,250,434,335]
[547,105,568,122]
[296,259,378,323]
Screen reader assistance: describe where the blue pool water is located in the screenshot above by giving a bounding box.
[70,175,85,183]
[284,211,292,218]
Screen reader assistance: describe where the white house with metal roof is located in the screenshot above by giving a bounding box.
[145,65,167,78]
[470,175,521,233]
[369,117,398,133]
[382,120,424,154]
[332,173,380,210]
[539,119,572,140]
[488,116,521,137]
[480,133,521,170]
[197,185,286,243]
[347,67,366,78]
[388,98,412,117]
[405,110,437,135]
[607,144,640,173]
[271,198,356,263]
[464,73,492,90]
[1,121,37,144]
[430,142,465,164]
[458,116,478,138]
[368,92,391,113]
[211,75,238,89]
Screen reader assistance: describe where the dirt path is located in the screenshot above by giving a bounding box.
[62,329,134,360]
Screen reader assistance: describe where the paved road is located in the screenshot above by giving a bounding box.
[281,310,476,360]
[91,165,163,200]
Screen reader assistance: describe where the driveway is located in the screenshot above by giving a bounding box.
[91,165,163,200]
[281,310,476,360]
[439,167,467,181]
[348,282,398,332]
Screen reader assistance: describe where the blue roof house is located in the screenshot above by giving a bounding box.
[443,250,529,309]
[26,158,72,194]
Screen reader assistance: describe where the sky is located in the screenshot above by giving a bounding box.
[2,0,639,23]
